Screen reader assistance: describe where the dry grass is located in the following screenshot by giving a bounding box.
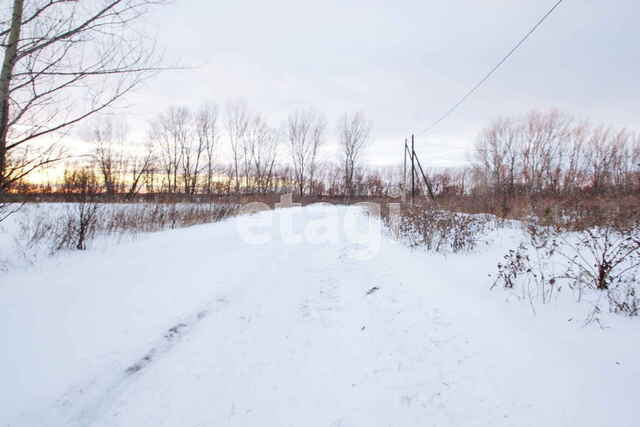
[15,202,240,255]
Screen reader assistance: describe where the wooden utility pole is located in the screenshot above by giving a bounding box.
[411,134,416,202]
[403,138,407,198]
[404,133,436,202]
[414,150,436,201]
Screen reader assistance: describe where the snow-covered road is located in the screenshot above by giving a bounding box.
[1,205,638,426]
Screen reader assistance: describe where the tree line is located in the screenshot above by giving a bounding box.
[433,110,640,215]
[27,101,378,199]
[11,108,640,209]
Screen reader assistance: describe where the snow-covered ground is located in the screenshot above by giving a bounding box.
[1,204,638,426]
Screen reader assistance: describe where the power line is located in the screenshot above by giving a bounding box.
[418,0,566,136]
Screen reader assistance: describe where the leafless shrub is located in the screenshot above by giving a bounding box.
[382,205,492,253]
[493,214,640,317]
[493,244,531,289]
[560,227,640,292]
[492,226,560,305]
[15,208,59,257]
[60,202,101,251]
[59,169,101,250]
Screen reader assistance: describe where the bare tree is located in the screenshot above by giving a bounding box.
[0,0,167,193]
[338,112,371,196]
[307,118,325,196]
[586,126,618,192]
[177,109,202,195]
[287,108,326,196]
[562,121,588,193]
[89,118,128,195]
[472,117,519,213]
[246,115,279,193]
[518,110,570,193]
[149,104,220,195]
[196,103,219,194]
[149,106,189,193]
[124,139,155,199]
[225,99,249,193]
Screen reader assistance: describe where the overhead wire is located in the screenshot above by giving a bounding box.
[418,0,566,137]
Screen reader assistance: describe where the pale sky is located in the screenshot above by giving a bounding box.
[121,0,639,168]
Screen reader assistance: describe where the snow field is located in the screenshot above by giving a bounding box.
[1,204,638,426]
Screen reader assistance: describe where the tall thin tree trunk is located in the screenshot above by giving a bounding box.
[0,0,24,190]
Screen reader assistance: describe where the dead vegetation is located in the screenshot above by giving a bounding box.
[381,204,494,254]
[15,202,239,257]
[492,208,640,317]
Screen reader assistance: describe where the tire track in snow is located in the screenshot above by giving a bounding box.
[53,296,230,427]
